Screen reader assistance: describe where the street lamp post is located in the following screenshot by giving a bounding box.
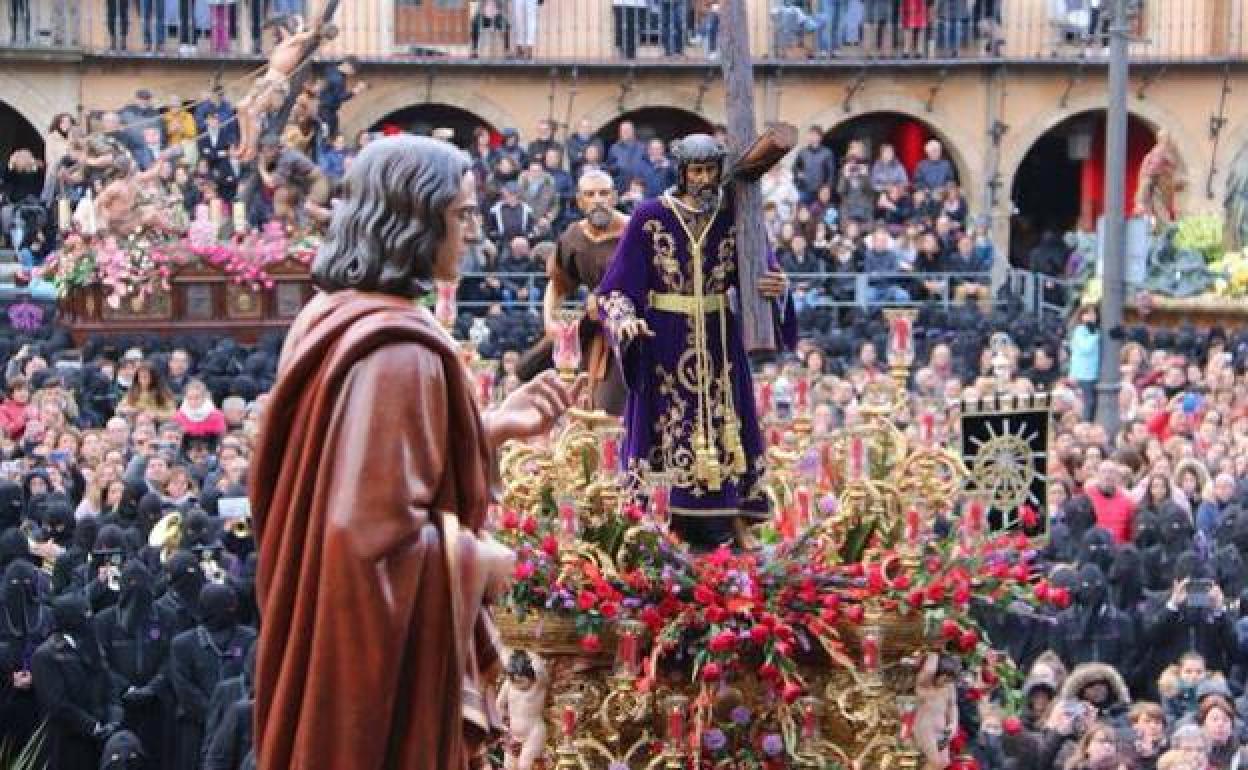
[1096,0,1130,435]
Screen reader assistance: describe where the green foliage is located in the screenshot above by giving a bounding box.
[0,723,47,770]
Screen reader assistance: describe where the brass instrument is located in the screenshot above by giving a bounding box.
[148,511,183,563]
[200,554,227,585]
[20,520,57,575]
[103,564,121,593]
[224,517,252,539]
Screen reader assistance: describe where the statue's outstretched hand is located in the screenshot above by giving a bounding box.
[485,371,586,448]
[617,318,654,344]
[758,271,789,299]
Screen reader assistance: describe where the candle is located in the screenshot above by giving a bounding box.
[651,484,669,524]
[796,487,812,529]
[434,280,457,328]
[57,198,71,231]
[559,501,579,540]
[918,412,935,444]
[801,699,819,741]
[601,435,619,473]
[211,199,223,230]
[561,703,577,739]
[796,378,810,412]
[476,369,494,405]
[890,315,912,359]
[616,621,642,676]
[82,191,97,235]
[861,629,881,673]
[848,435,866,481]
[905,509,921,542]
[665,698,687,744]
[898,696,918,742]
[232,201,247,233]
[758,381,773,417]
[552,315,582,375]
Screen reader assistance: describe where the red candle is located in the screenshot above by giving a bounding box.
[919,412,935,444]
[667,704,685,744]
[434,281,457,327]
[802,703,818,740]
[759,382,773,417]
[905,509,921,542]
[602,436,619,473]
[561,704,577,738]
[617,626,640,675]
[477,370,494,405]
[891,316,912,358]
[651,486,669,523]
[796,378,810,411]
[560,502,579,540]
[848,436,866,481]
[862,631,880,672]
[797,487,812,529]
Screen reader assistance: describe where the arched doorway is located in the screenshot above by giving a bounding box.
[1009,110,1157,263]
[368,104,496,149]
[821,111,967,187]
[0,101,44,167]
[595,107,713,146]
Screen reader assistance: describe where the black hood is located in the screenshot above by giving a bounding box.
[41,500,74,547]
[1062,496,1096,539]
[1133,511,1162,550]
[1080,527,1117,572]
[198,583,238,632]
[1217,545,1247,598]
[167,549,205,605]
[98,729,146,770]
[2,559,41,636]
[1076,563,1109,609]
[1159,503,1193,551]
[0,526,33,570]
[51,593,90,634]
[1108,545,1144,609]
[183,511,218,549]
[118,560,154,632]
[0,480,23,531]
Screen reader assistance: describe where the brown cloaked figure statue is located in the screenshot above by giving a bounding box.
[1134,129,1184,232]
[250,135,582,770]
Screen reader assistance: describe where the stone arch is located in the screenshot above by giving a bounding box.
[0,71,60,141]
[578,88,726,139]
[341,81,517,143]
[801,92,984,190]
[999,94,1200,219]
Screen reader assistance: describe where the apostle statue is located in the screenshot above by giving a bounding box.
[596,133,796,550]
[518,169,630,414]
[250,135,582,770]
[1134,129,1184,232]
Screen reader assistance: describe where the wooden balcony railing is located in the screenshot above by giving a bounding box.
[1,0,1244,64]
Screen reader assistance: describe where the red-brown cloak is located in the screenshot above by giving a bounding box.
[251,289,503,770]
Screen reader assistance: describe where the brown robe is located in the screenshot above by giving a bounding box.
[250,289,502,770]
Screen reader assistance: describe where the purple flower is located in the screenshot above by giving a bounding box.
[762,733,785,757]
[608,763,629,770]
[702,728,727,752]
[730,706,752,726]
[7,302,43,332]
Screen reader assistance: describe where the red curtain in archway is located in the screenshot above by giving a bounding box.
[891,119,931,175]
[1077,116,1155,229]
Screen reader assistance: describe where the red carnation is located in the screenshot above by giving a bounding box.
[775,640,794,659]
[907,590,925,609]
[750,625,772,645]
[709,630,737,653]
[1019,504,1038,529]
[512,561,535,580]
[846,563,865,578]
[845,605,865,624]
[641,605,664,633]
[501,509,519,530]
[600,602,620,620]
[759,662,780,681]
[981,667,998,686]
[941,619,961,640]
[781,681,804,704]
[580,634,601,653]
[694,584,718,606]
[577,591,598,611]
[822,594,840,611]
[892,574,912,591]
[521,516,538,535]
[821,607,841,624]
[1034,580,1050,602]
[958,629,979,653]
[624,503,644,522]
[949,728,968,755]
[953,586,972,606]
[866,564,886,594]
[1003,716,1023,735]
[989,562,1009,580]
[541,535,560,558]
[1010,565,1030,583]
[1050,587,1072,609]
[701,662,723,682]
[925,556,943,573]
[706,606,728,624]
[926,582,947,603]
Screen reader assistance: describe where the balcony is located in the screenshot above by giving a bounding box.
[0,0,1244,65]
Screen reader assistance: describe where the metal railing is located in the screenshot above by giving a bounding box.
[2,0,1246,64]
[1005,268,1084,319]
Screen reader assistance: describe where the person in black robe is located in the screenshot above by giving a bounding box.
[1143,550,1238,679]
[97,729,148,770]
[153,550,204,634]
[1053,564,1137,671]
[169,583,256,769]
[1141,502,1193,592]
[31,594,122,770]
[94,561,176,768]
[1078,527,1117,573]
[203,645,255,770]
[0,480,24,531]
[85,525,131,614]
[0,559,49,753]
[1040,496,1096,566]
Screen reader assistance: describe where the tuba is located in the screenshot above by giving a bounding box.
[224,517,252,540]
[148,511,183,564]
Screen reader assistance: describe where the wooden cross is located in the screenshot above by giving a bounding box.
[270,0,343,138]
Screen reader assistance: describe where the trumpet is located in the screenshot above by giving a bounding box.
[103,564,121,592]
[148,511,183,564]
[224,517,252,539]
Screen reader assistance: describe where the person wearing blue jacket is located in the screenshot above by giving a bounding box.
[1069,305,1101,422]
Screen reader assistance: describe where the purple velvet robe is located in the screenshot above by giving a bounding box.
[596,194,797,524]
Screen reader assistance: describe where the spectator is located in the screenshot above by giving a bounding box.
[527,119,562,165]
[794,126,836,205]
[870,142,910,190]
[639,138,676,198]
[914,139,957,192]
[488,182,536,247]
[173,380,227,440]
[471,0,510,57]
[1070,305,1102,422]
[512,0,539,58]
[566,118,604,179]
[318,56,365,140]
[862,225,909,303]
[607,121,646,193]
[838,149,875,224]
[517,158,558,225]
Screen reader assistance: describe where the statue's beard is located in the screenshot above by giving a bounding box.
[689,183,718,212]
[587,205,613,230]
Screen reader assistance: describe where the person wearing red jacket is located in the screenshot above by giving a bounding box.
[0,377,31,440]
[173,379,227,440]
[1085,461,1136,544]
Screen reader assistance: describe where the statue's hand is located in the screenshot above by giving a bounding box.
[758,271,789,299]
[485,371,586,448]
[617,318,654,344]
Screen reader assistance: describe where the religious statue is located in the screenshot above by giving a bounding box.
[250,135,582,770]
[912,652,961,770]
[495,649,550,770]
[1134,130,1184,233]
[596,133,796,550]
[518,169,631,414]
